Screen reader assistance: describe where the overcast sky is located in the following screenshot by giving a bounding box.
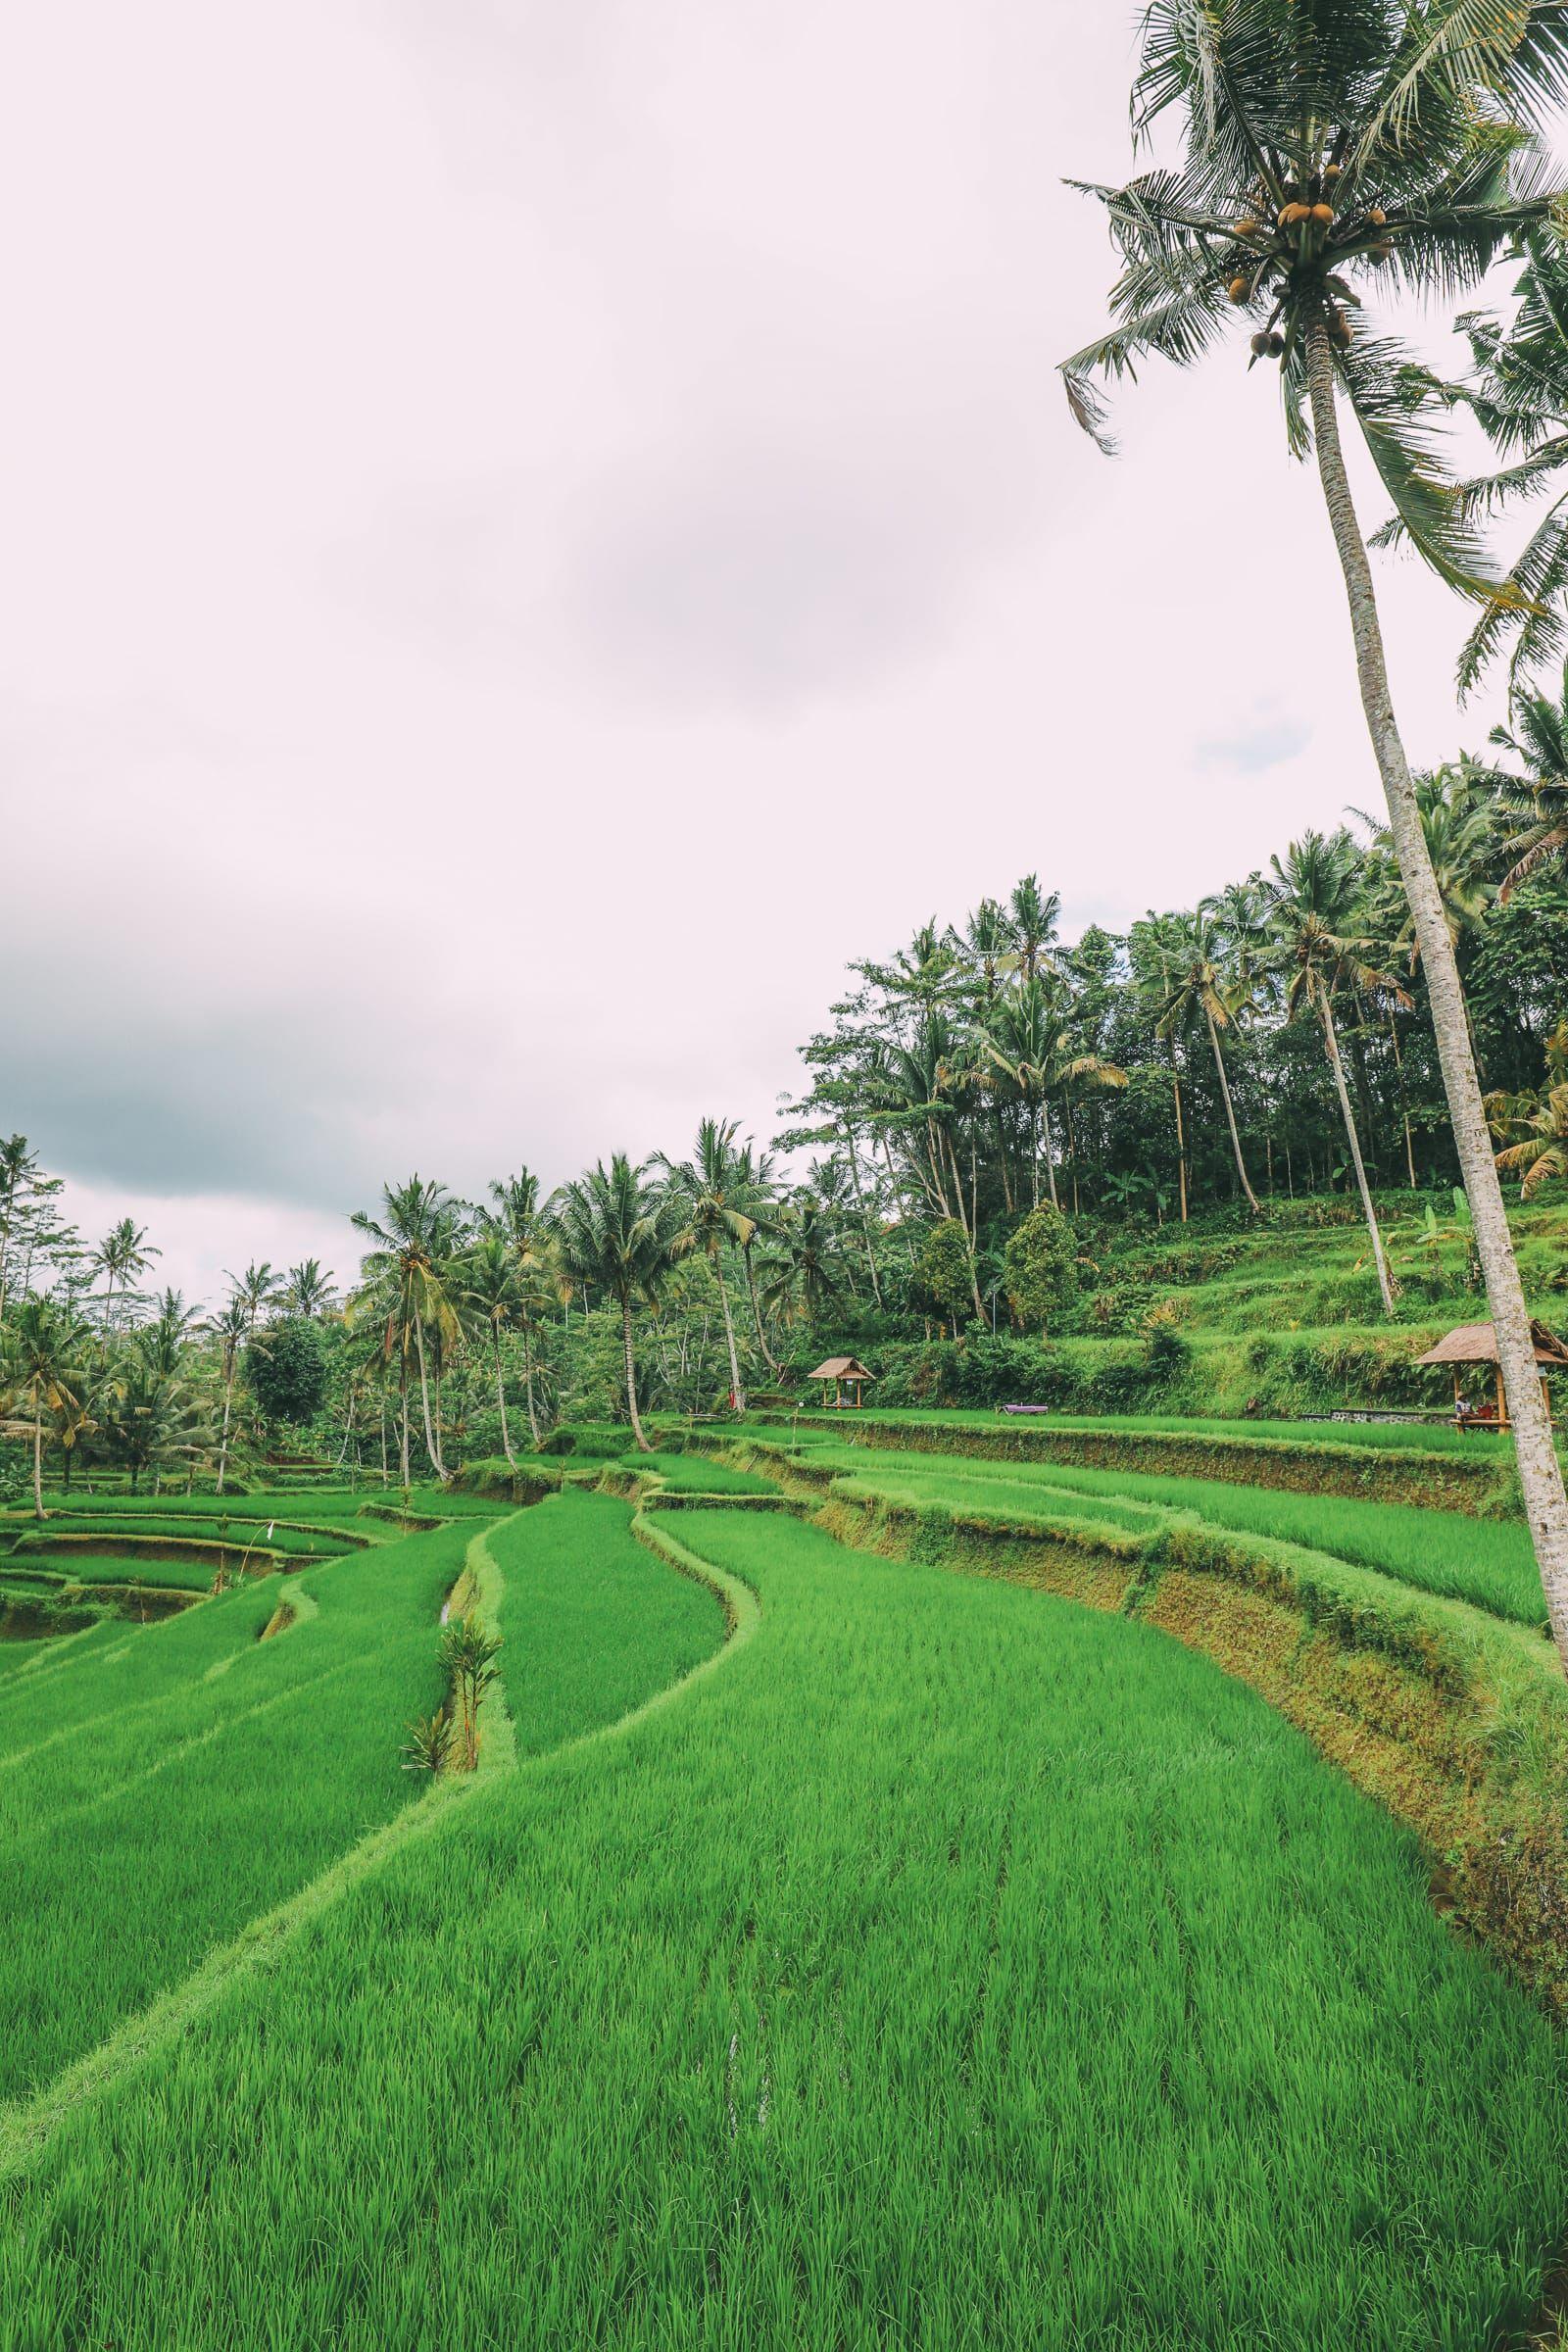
[3,1,1526,1302]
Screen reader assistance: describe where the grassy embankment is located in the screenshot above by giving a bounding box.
[0,1496,1562,2348]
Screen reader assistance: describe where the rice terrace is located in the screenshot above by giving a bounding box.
[21,0,1568,2346]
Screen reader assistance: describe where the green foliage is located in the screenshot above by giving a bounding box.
[9,1497,1563,2346]
[914,1218,975,1322]
[1002,1205,1080,1332]
[246,1317,327,1429]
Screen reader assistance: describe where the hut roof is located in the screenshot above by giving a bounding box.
[807,1356,877,1382]
[1414,1320,1568,1369]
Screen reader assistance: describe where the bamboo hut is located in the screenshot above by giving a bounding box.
[1413,1321,1568,1431]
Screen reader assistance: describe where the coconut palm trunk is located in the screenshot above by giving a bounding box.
[412,1308,444,1481]
[1040,1098,1060,1210]
[1306,320,1568,1665]
[1172,1069,1189,1222]
[1203,1005,1260,1214]
[743,1243,781,1375]
[398,1356,412,1487]
[620,1292,652,1452]
[490,1328,516,1469]
[839,1127,885,1306]
[1316,978,1397,1317]
[216,1363,235,1495]
[31,1417,44,1521]
[521,1326,542,1448]
[714,1263,746,1413]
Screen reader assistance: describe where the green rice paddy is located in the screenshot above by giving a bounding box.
[1,1452,1563,2347]
[0,1495,1562,2347]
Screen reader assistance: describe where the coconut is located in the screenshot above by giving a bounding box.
[1278,202,1312,227]
[1228,275,1250,303]
[1330,311,1352,347]
[1324,162,1342,183]
[1268,332,1286,357]
[1310,202,1335,224]
[1234,218,1260,236]
[1368,207,1387,227]
[1250,330,1271,356]
[1371,241,1393,264]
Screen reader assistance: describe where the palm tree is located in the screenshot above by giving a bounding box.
[205,1292,250,1495]
[283,1258,336,1318]
[984,977,1127,1209]
[92,1218,161,1349]
[461,1234,519,1469]
[481,1171,553,1446]
[760,1200,847,1334]
[1151,908,1262,1214]
[1062,0,1568,1665]
[349,1179,461,1483]
[733,1139,785,1374]
[1494,1084,1568,1199]
[1412,229,1568,692]
[1129,914,1195,1222]
[1263,830,1403,1312]
[657,1120,758,1414]
[1464,663,1568,904]
[549,1156,681,1451]
[0,1297,91,1518]
[1003,875,1063,982]
[223,1260,284,1341]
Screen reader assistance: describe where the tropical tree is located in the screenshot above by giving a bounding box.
[224,1260,284,1340]
[1264,830,1402,1312]
[92,1218,161,1348]
[659,1120,759,1415]
[282,1258,337,1318]
[1464,662,1568,905]
[1061,0,1568,1665]
[481,1170,554,1446]
[461,1233,519,1469]
[206,1292,250,1494]
[1494,1083,1568,1198]
[1150,907,1261,1214]
[985,976,1127,1210]
[349,1179,462,1484]
[0,1297,92,1517]
[759,1200,847,1335]
[0,1135,39,1317]
[548,1156,682,1452]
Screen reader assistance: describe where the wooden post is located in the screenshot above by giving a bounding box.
[1542,1374,1552,1430]
[1496,1364,1508,1430]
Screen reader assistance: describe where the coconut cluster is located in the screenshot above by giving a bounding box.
[1222,162,1396,366]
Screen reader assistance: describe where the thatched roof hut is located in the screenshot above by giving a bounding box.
[807,1356,876,1409]
[1414,1321,1568,1428]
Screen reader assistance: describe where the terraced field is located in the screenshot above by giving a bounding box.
[4,1454,1565,2348]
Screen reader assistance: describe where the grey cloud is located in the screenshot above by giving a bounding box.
[1196,713,1313,773]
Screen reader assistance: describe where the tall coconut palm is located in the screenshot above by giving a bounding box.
[1465,662,1568,903]
[1412,229,1568,693]
[480,1170,553,1446]
[0,1296,91,1518]
[205,1292,250,1495]
[733,1139,785,1374]
[223,1260,284,1341]
[92,1218,161,1350]
[1150,908,1262,1214]
[658,1119,758,1414]
[1062,0,1568,1666]
[1003,875,1063,982]
[349,1178,461,1484]
[984,976,1127,1210]
[1128,914,1195,1222]
[759,1200,848,1334]
[461,1234,519,1469]
[283,1258,337,1319]
[1264,830,1404,1311]
[549,1156,682,1452]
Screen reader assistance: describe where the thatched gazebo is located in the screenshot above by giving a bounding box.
[1413,1320,1568,1431]
[807,1356,877,1410]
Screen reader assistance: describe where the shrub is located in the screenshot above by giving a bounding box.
[247,1318,328,1429]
